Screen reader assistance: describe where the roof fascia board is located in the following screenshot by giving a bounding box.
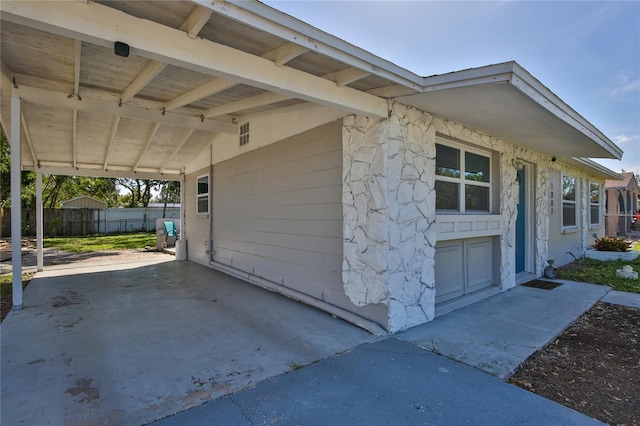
[509,63,623,160]
[1,1,387,119]
[199,0,424,90]
[566,157,623,180]
[419,61,622,160]
[421,62,516,89]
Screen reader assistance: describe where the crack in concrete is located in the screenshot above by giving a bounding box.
[229,396,254,425]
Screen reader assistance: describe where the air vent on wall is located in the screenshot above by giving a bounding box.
[239,122,250,146]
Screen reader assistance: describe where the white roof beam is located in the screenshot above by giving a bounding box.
[330,67,372,87]
[1,1,388,118]
[73,39,82,97]
[0,60,15,135]
[103,116,121,170]
[164,77,237,112]
[160,128,196,173]
[262,42,308,67]
[133,122,161,171]
[204,92,292,118]
[32,164,181,181]
[120,61,167,104]
[16,85,237,134]
[182,6,212,39]
[119,5,213,104]
[20,112,39,166]
[72,109,78,168]
[164,43,307,112]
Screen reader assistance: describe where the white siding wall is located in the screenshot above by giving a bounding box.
[185,166,211,266]
[186,121,387,326]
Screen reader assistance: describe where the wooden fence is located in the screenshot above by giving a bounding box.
[0,208,99,237]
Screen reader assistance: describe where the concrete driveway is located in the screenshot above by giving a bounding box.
[1,258,375,425]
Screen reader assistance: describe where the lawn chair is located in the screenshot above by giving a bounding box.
[155,218,180,249]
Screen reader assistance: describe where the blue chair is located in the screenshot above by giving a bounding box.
[163,220,178,247]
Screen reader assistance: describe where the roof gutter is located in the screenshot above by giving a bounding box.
[194,0,424,90]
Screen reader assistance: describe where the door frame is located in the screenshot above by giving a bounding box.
[515,161,535,274]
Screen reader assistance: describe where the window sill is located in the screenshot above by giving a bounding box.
[561,227,579,234]
[589,225,601,230]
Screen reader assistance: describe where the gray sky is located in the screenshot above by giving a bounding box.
[264,0,640,175]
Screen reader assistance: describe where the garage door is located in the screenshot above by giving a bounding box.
[211,120,387,324]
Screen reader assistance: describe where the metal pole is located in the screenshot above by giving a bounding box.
[10,94,22,309]
[36,171,44,271]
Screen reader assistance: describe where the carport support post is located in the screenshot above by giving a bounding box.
[10,93,23,309]
[36,171,44,271]
[180,176,185,240]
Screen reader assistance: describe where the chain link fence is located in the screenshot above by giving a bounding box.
[605,212,640,240]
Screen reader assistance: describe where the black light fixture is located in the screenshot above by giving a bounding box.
[114,41,129,58]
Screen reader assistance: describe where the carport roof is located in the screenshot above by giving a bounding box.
[0,0,622,181]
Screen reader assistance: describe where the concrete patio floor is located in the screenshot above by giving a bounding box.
[1,258,375,425]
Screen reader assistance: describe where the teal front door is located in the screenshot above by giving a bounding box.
[515,168,526,273]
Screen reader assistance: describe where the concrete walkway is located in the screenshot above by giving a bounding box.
[398,279,611,379]
[151,338,600,426]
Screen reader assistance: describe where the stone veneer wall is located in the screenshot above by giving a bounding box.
[343,103,599,332]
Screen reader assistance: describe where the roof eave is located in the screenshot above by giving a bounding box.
[567,158,624,180]
[196,0,425,90]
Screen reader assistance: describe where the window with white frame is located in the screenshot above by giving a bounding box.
[589,182,600,226]
[196,174,209,215]
[562,175,577,229]
[435,142,492,213]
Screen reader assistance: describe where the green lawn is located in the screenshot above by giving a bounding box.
[555,243,640,294]
[44,233,157,252]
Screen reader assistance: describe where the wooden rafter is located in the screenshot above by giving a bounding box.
[164,43,308,113]
[133,122,161,171]
[262,42,308,67]
[120,61,167,104]
[20,112,39,166]
[181,6,212,39]
[159,128,195,173]
[164,77,237,112]
[103,116,121,170]
[73,39,82,97]
[119,5,213,104]
[72,40,82,169]
[331,67,371,87]
[72,109,78,168]
[203,92,291,118]
[3,0,387,118]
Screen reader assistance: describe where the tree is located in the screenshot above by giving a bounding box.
[1,126,37,208]
[1,125,120,209]
[116,178,160,207]
[156,180,180,217]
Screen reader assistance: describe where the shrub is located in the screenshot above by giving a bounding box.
[593,237,630,252]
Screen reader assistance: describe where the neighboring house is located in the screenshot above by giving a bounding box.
[61,196,107,210]
[605,172,640,236]
[1,1,624,333]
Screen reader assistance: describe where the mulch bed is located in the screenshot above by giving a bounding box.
[509,302,640,425]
